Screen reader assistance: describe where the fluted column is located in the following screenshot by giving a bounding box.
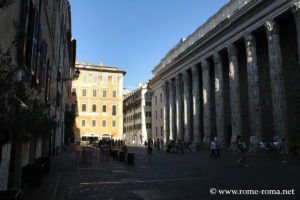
[176,74,184,141]
[245,33,263,149]
[227,43,243,147]
[192,65,201,142]
[292,2,300,67]
[265,20,288,139]
[162,81,170,142]
[183,70,192,142]
[213,53,226,148]
[201,60,211,146]
[169,78,177,140]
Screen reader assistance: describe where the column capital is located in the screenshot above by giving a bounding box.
[191,65,199,77]
[291,2,300,13]
[227,43,238,58]
[265,19,279,35]
[182,69,189,81]
[201,59,209,70]
[244,32,256,48]
[213,52,221,65]
[162,80,168,92]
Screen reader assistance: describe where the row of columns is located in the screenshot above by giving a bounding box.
[162,5,300,148]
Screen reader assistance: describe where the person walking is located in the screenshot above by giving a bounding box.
[148,138,153,154]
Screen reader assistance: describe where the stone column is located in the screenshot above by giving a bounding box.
[292,2,300,67]
[227,43,243,147]
[265,20,288,139]
[192,65,201,142]
[176,74,184,141]
[245,33,263,149]
[201,60,211,146]
[183,70,192,142]
[162,81,170,142]
[213,53,226,148]
[169,78,177,140]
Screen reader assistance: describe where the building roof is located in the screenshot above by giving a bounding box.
[75,63,126,75]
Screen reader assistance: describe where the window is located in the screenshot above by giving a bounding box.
[112,105,117,116]
[146,123,152,129]
[82,88,87,97]
[160,109,163,118]
[155,110,157,119]
[160,93,162,102]
[156,127,158,137]
[112,90,117,98]
[155,96,157,105]
[92,104,97,112]
[103,89,107,98]
[146,101,151,106]
[146,111,151,117]
[102,120,106,127]
[92,120,96,127]
[81,120,85,127]
[93,75,98,83]
[71,88,76,96]
[83,74,87,82]
[161,126,163,136]
[112,120,116,128]
[102,104,107,112]
[102,75,108,84]
[82,104,86,112]
[93,89,97,97]
[112,76,117,85]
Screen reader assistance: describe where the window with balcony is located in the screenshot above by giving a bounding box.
[102,75,108,84]
[112,105,117,116]
[93,89,97,97]
[112,120,116,128]
[112,90,117,98]
[103,89,107,98]
[112,76,117,85]
[93,75,98,83]
[102,120,106,127]
[82,88,87,97]
[82,104,86,112]
[92,104,97,112]
[102,104,107,113]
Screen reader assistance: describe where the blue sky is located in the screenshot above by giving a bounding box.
[69,0,230,91]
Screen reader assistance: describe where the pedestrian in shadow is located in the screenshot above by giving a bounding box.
[288,139,300,164]
[210,139,216,158]
[237,136,249,167]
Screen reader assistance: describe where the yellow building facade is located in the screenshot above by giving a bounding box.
[69,62,125,143]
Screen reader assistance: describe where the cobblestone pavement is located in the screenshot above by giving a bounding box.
[54,147,300,200]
